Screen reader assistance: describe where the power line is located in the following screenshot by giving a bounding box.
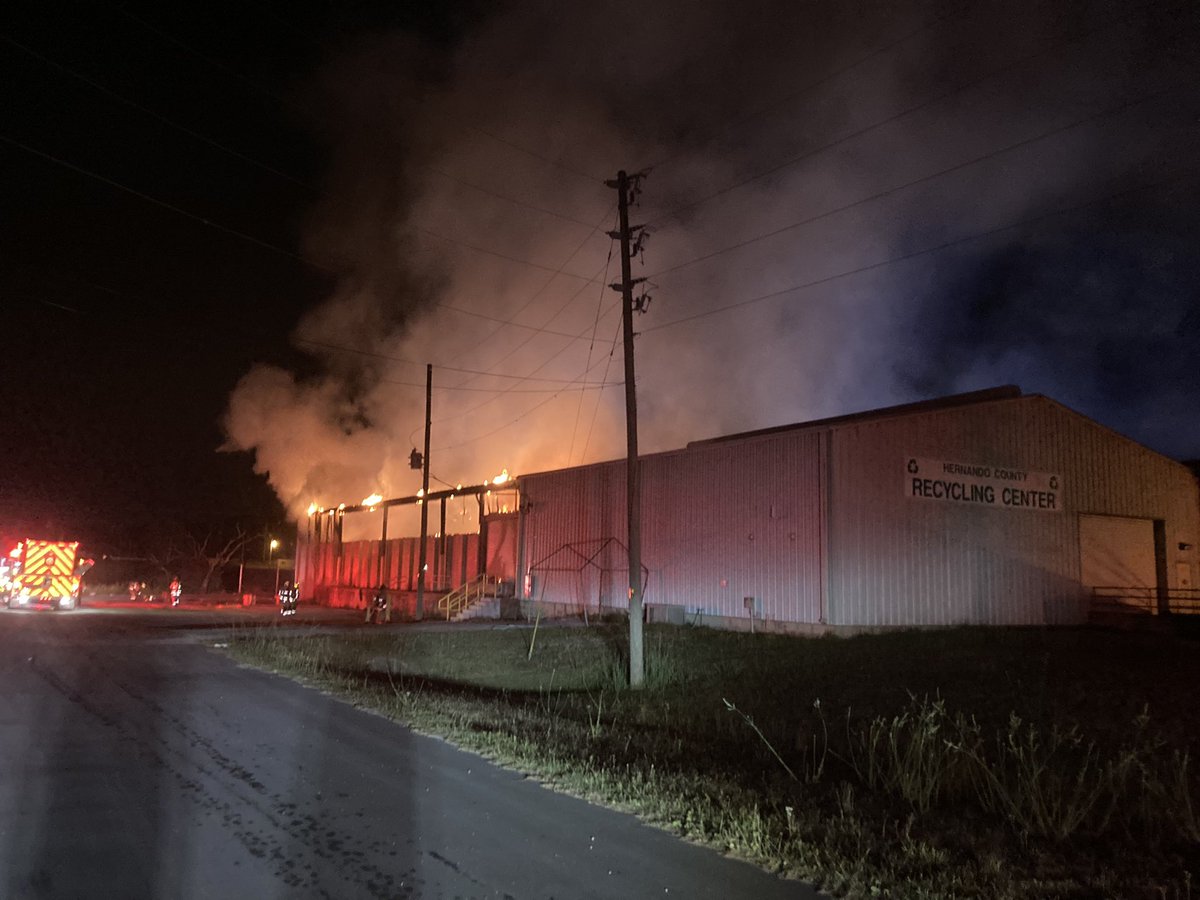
[410,284,623,442]
[431,352,622,452]
[577,315,624,466]
[99,7,627,285]
[454,259,612,387]
[0,131,609,287]
[469,124,609,186]
[425,162,604,229]
[642,168,1198,335]
[2,219,619,386]
[413,292,623,439]
[437,205,616,377]
[109,7,608,232]
[8,259,627,398]
[27,296,83,315]
[114,3,611,195]
[3,258,124,297]
[293,337,617,384]
[10,285,287,371]
[425,265,614,442]
[417,190,624,434]
[644,82,1181,282]
[402,214,619,445]
[417,227,606,282]
[112,5,312,121]
[643,5,1164,230]
[317,232,616,361]
[638,2,970,173]
[10,272,626,396]
[432,303,598,341]
[375,375,617,394]
[0,32,311,189]
[568,229,618,465]
[1,137,618,388]
[0,132,330,272]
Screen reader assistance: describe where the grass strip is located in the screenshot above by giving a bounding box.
[225,623,1200,898]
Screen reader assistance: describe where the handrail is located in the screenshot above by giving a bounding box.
[1090,586,1200,615]
[437,574,490,621]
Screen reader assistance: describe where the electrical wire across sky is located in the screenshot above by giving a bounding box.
[3,0,1196,527]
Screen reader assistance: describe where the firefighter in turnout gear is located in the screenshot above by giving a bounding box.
[366,584,390,624]
[169,577,182,607]
[278,581,299,616]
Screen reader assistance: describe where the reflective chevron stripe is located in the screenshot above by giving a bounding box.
[20,540,80,600]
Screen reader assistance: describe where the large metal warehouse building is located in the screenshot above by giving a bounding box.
[300,387,1199,630]
[516,387,1199,631]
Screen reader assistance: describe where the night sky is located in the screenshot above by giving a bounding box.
[2,0,1197,550]
[1,1,462,546]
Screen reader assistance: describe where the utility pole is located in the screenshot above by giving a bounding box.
[416,363,432,618]
[607,169,648,689]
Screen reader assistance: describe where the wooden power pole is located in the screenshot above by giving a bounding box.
[607,169,648,689]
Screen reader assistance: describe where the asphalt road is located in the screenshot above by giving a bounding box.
[0,605,819,899]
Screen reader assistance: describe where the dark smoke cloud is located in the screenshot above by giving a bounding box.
[224,0,1200,529]
[900,203,1200,457]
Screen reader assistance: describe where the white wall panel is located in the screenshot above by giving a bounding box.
[825,396,1199,627]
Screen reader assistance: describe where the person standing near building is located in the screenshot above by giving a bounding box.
[366,584,390,624]
[278,580,298,616]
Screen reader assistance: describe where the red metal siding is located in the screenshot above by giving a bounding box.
[298,533,481,605]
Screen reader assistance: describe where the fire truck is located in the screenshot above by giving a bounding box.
[3,540,94,610]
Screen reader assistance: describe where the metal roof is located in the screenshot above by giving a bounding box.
[687,385,1023,448]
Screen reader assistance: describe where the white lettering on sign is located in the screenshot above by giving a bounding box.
[904,457,1062,513]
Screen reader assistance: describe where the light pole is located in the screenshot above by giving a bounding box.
[269,539,281,593]
[416,363,432,619]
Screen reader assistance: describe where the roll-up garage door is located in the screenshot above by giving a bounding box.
[1078,514,1157,610]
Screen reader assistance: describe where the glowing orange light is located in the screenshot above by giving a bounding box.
[362,492,383,507]
[307,502,319,517]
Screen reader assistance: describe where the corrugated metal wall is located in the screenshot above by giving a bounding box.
[519,394,1200,628]
[825,396,1199,627]
[523,465,624,611]
[522,432,824,622]
[297,533,480,605]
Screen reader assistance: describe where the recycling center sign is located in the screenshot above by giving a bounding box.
[905,457,1062,513]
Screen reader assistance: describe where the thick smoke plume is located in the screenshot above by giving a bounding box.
[224,0,1200,533]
